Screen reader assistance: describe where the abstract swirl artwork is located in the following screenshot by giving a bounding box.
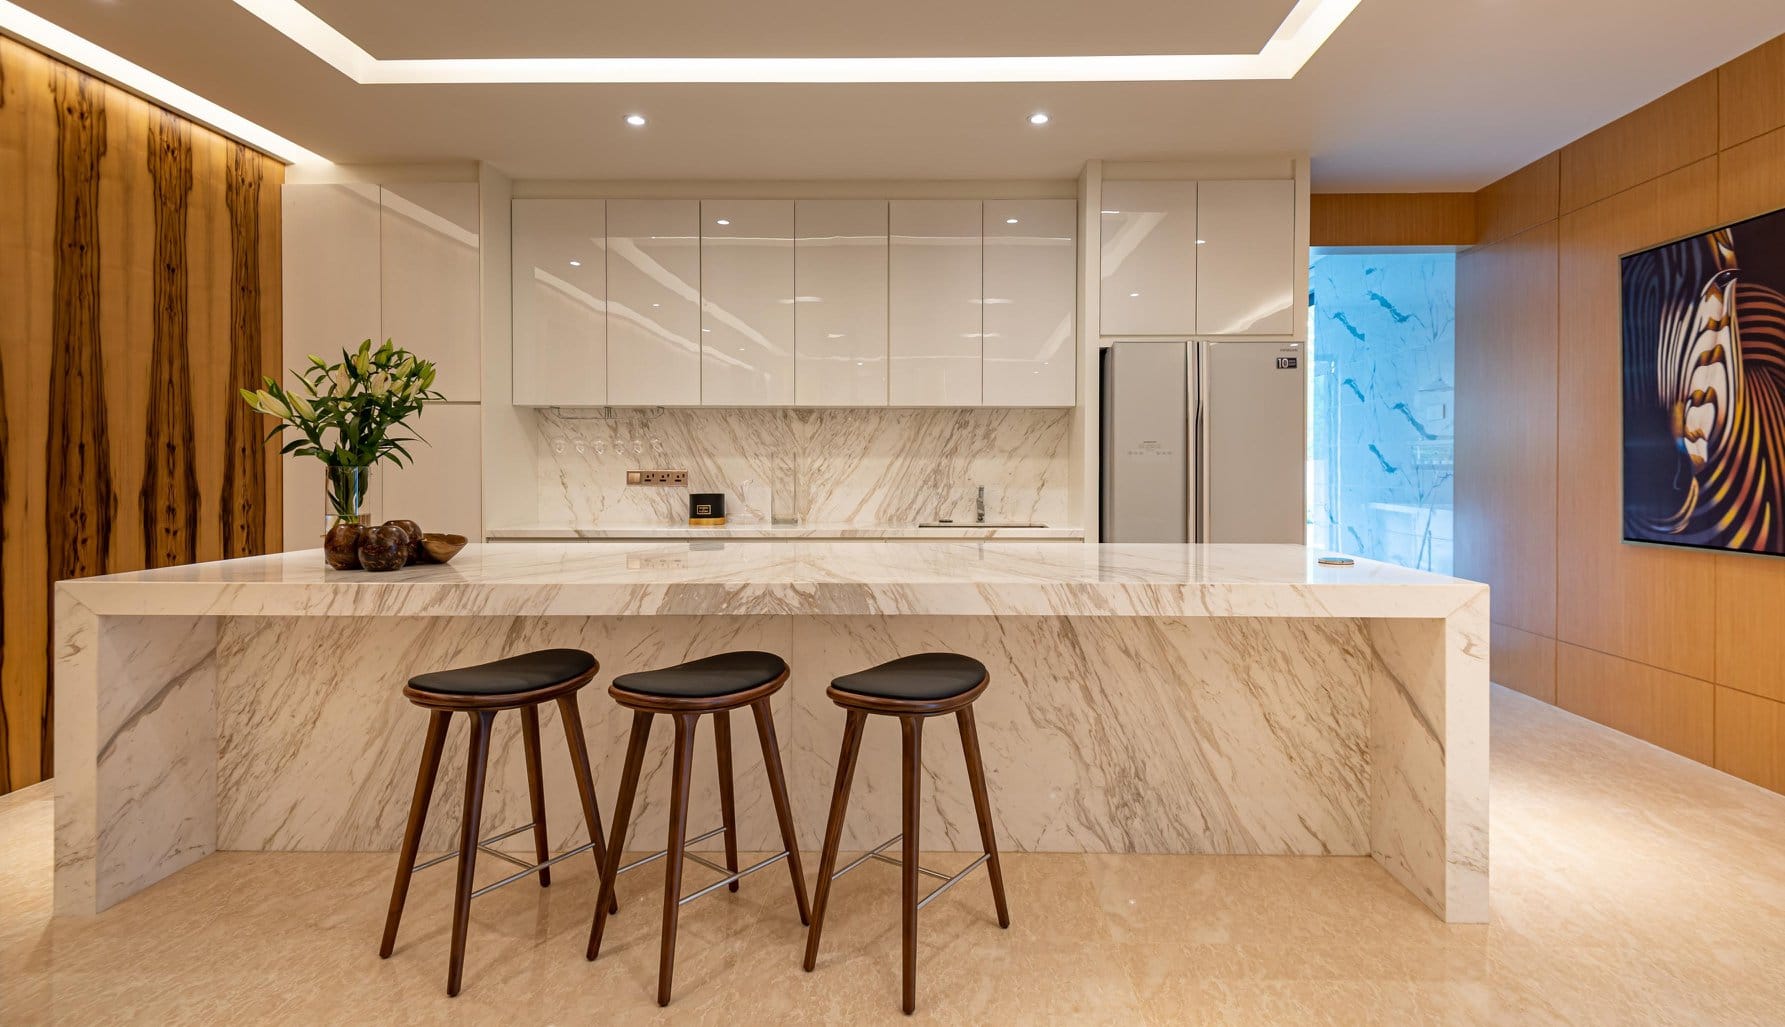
[1622,210,1785,556]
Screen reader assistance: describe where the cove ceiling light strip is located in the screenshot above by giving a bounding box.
[0,0,327,163]
[233,0,1361,84]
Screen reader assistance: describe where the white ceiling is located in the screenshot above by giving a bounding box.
[15,0,1785,189]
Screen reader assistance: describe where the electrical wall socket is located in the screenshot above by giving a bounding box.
[625,469,689,486]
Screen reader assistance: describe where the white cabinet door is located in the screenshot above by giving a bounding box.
[795,199,888,406]
[983,199,1076,407]
[888,200,981,406]
[282,182,382,551]
[379,402,482,539]
[1195,180,1296,336]
[701,200,795,405]
[1099,180,1198,336]
[510,198,608,406]
[381,183,481,400]
[607,199,701,406]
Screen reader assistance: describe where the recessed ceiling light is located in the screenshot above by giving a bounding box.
[569,259,582,267]
[1027,112,1050,125]
[625,113,647,126]
[1005,218,1020,224]
[715,219,731,226]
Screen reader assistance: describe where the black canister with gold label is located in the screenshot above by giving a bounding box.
[689,492,726,527]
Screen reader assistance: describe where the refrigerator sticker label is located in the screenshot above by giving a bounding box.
[1276,357,1298,369]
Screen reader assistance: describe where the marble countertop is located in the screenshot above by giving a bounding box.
[485,523,1086,540]
[57,542,1486,620]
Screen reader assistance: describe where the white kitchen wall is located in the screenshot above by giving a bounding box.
[533,407,1070,528]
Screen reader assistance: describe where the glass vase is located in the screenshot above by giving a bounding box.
[324,464,373,531]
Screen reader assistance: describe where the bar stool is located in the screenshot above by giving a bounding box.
[379,648,616,997]
[586,651,811,1007]
[803,653,1010,1015]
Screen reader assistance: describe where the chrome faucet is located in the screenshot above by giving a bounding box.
[976,485,986,524]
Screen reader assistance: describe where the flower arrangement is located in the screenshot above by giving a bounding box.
[241,339,444,526]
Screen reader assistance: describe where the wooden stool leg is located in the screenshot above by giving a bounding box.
[714,710,741,893]
[447,710,496,998]
[803,708,867,972]
[751,699,812,925]
[957,705,1010,928]
[900,715,924,1015]
[589,710,652,959]
[657,713,699,1007]
[380,709,451,959]
[557,694,617,914]
[519,705,552,887]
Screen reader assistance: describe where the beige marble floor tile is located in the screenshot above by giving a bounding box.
[4,687,1785,1024]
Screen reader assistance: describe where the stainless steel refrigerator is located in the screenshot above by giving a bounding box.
[1100,340,1307,543]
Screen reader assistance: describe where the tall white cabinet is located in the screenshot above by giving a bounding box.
[511,199,606,407]
[608,199,701,406]
[983,199,1076,407]
[795,200,888,406]
[888,200,982,406]
[701,200,795,405]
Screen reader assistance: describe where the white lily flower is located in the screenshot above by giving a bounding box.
[328,367,352,395]
[369,372,391,397]
[287,392,316,420]
[257,390,290,419]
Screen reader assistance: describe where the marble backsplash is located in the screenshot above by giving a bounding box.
[536,407,1072,527]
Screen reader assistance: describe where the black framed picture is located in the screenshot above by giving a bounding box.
[1621,208,1785,556]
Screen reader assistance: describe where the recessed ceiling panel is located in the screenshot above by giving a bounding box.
[303,0,1298,59]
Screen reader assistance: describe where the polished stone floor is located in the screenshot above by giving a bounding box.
[3,686,1784,1024]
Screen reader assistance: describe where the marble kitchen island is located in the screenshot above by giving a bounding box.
[54,542,1488,924]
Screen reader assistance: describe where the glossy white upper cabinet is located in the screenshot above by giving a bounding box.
[795,200,888,406]
[1195,180,1296,335]
[381,183,481,400]
[1099,181,1198,336]
[982,200,1076,407]
[511,199,607,406]
[607,199,701,406]
[701,200,795,405]
[888,200,982,406]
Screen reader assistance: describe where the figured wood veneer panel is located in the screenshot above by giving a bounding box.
[1454,222,1557,639]
[1308,193,1476,247]
[1556,643,1714,764]
[1719,34,1785,151]
[0,39,285,793]
[1558,73,1718,214]
[1555,161,1720,678]
[221,143,267,558]
[1714,686,1785,793]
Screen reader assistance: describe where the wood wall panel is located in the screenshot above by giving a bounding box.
[1474,152,1560,246]
[1558,73,1718,214]
[1719,35,1785,150]
[1554,161,1720,679]
[1488,622,1556,704]
[1309,192,1476,247]
[1454,222,1557,638]
[1718,125,1785,223]
[0,38,284,794]
[1714,687,1785,792]
[1555,643,1715,764]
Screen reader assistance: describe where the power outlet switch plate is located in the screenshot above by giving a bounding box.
[626,469,689,486]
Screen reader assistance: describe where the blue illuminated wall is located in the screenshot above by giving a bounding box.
[1307,252,1456,573]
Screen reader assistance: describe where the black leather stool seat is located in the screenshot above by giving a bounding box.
[408,648,597,696]
[830,653,988,702]
[612,651,788,698]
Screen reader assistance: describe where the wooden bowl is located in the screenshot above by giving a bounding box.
[420,532,468,565]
